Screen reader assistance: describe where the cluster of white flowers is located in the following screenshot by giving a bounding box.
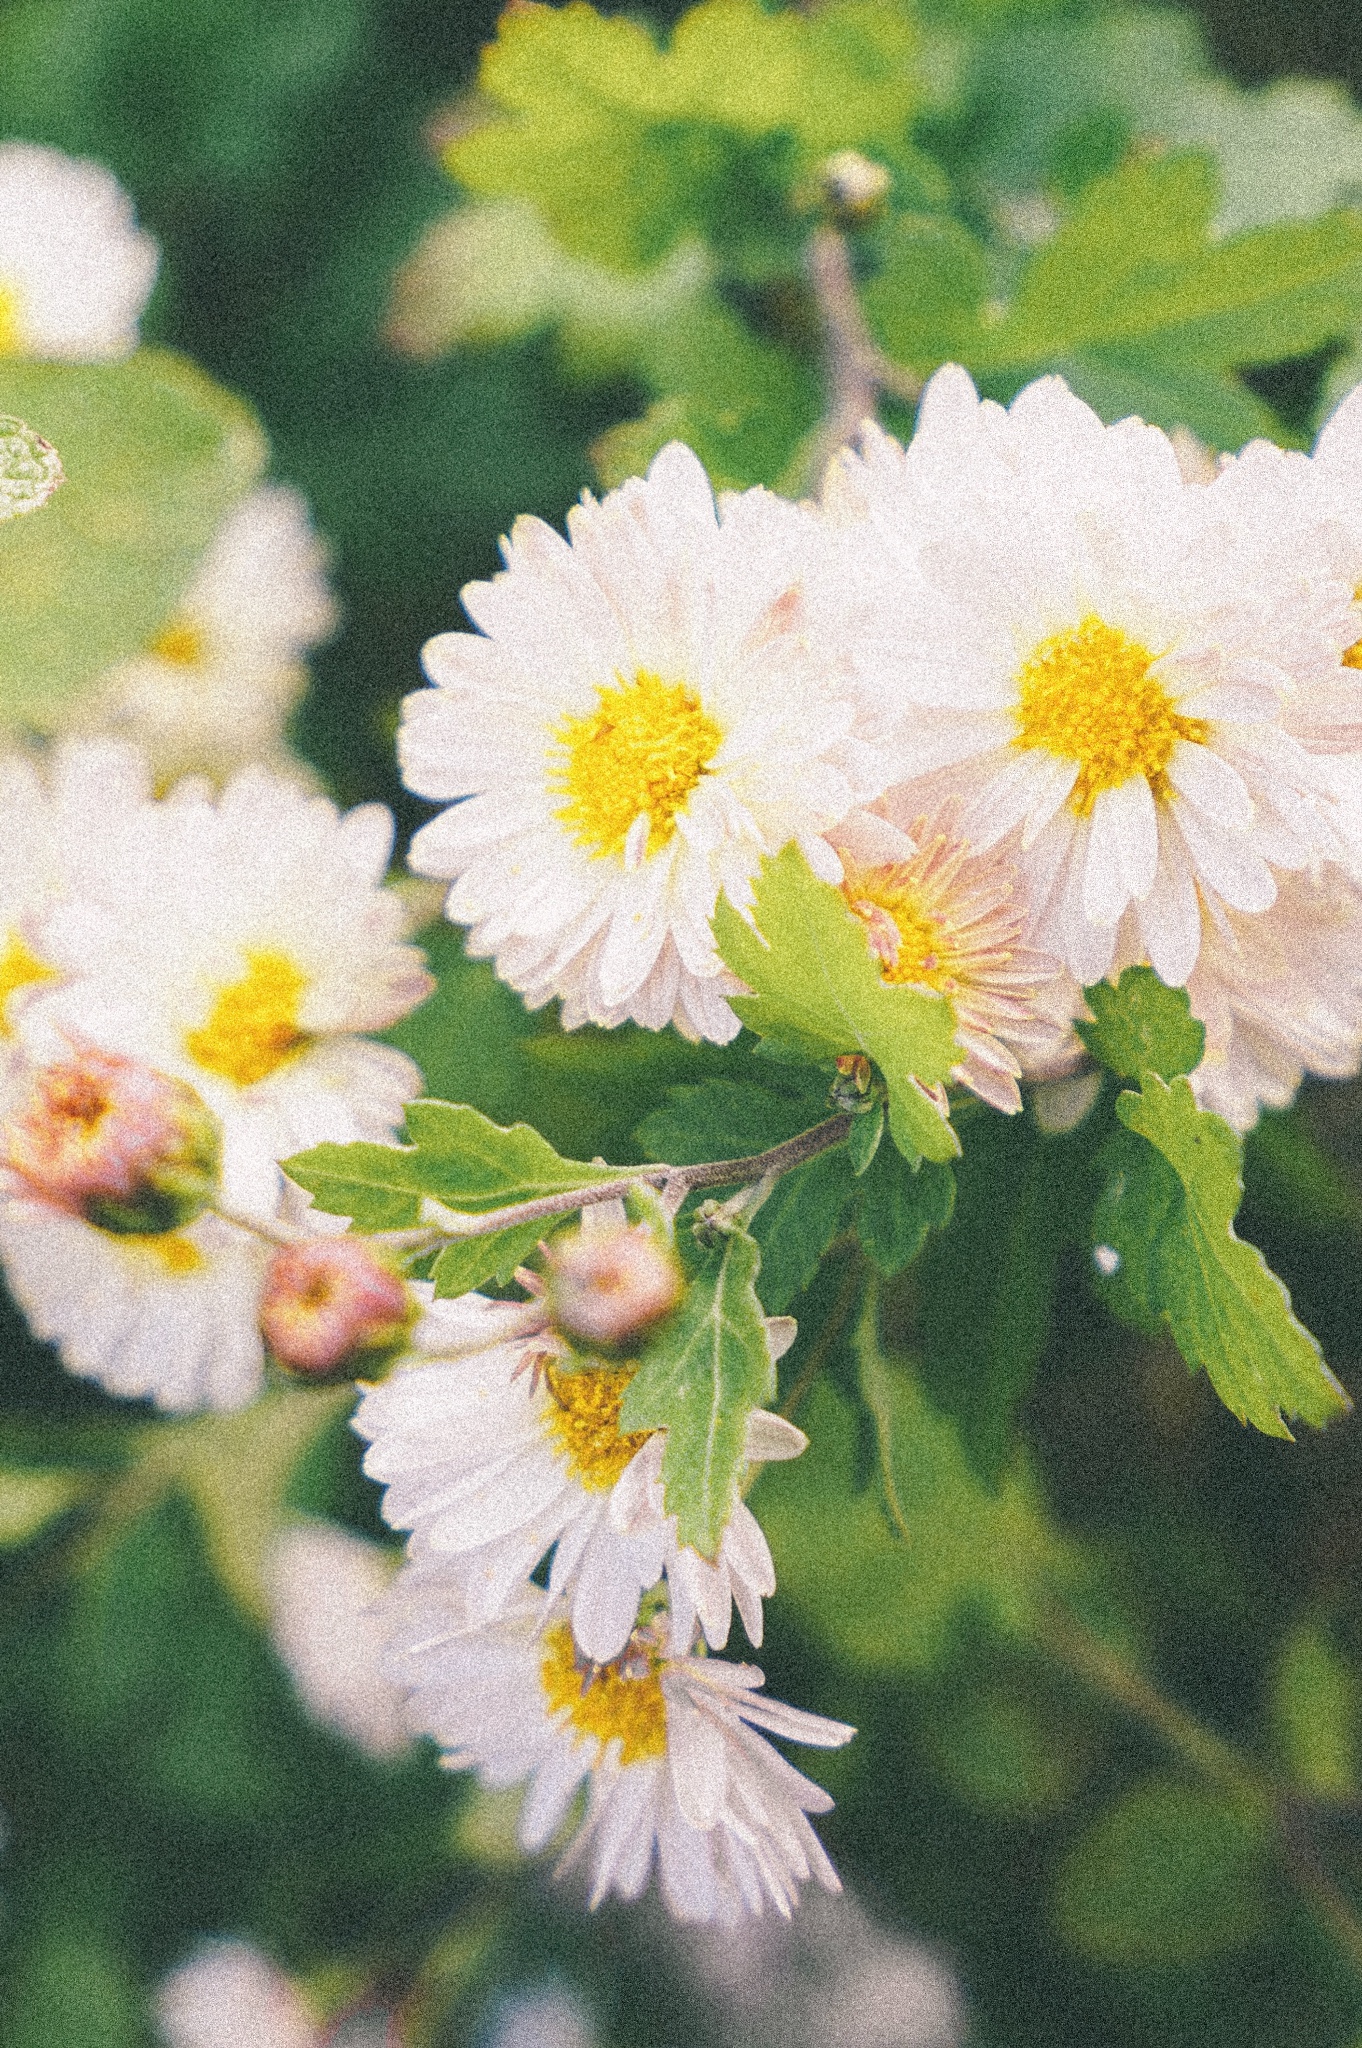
[404,370,1362,1128]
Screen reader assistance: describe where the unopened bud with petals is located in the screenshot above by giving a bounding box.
[546,1219,683,1353]
[262,1237,413,1382]
[4,1048,220,1234]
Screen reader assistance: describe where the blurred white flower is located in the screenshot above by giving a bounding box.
[483,1983,599,2048]
[71,487,339,786]
[156,1941,319,2048]
[266,1521,408,1759]
[401,441,884,1041]
[0,143,157,361]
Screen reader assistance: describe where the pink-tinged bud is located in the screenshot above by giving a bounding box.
[261,1238,413,1382]
[3,1048,220,1234]
[546,1222,683,1352]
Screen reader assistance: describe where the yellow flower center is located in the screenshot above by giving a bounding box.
[0,285,23,357]
[543,1361,653,1492]
[123,1232,204,1275]
[149,618,207,668]
[184,950,312,1088]
[553,670,723,862]
[842,872,958,993]
[1013,616,1208,816]
[540,1619,668,1766]
[0,932,58,1036]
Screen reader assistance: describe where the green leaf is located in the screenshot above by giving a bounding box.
[1091,1125,1178,1337]
[854,1140,954,1275]
[447,0,925,276]
[751,1148,857,1312]
[1055,1778,1271,1966]
[1079,966,1206,1082]
[0,1465,85,1546]
[846,1102,885,1176]
[714,844,960,1164]
[619,1225,773,1555]
[284,1102,619,1232]
[0,349,266,724]
[1271,1622,1360,1800]
[865,153,1362,448]
[1115,1074,1349,1436]
[635,1074,829,1166]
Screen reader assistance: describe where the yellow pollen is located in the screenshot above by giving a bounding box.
[185,950,312,1088]
[0,285,23,357]
[123,1232,204,1275]
[843,873,957,993]
[553,670,723,862]
[1344,641,1362,671]
[0,932,58,1036]
[544,1361,653,1491]
[149,618,207,668]
[540,1620,668,1765]
[1013,616,1208,815]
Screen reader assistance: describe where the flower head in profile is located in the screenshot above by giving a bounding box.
[820,367,1362,987]
[72,487,339,785]
[381,1582,854,1924]
[23,766,431,1215]
[0,143,157,361]
[834,801,1078,1111]
[353,1279,803,1667]
[265,1521,408,1760]
[400,441,884,1042]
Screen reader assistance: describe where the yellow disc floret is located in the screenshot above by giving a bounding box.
[1013,616,1208,815]
[553,670,723,862]
[185,950,312,1088]
[544,1361,653,1492]
[540,1619,668,1765]
[842,871,958,993]
[0,285,22,356]
[149,618,207,668]
[0,932,58,1036]
[124,1232,205,1276]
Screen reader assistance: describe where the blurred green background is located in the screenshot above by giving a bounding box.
[6,1,1362,2044]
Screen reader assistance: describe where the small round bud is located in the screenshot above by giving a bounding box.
[0,415,63,520]
[4,1048,220,1233]
[819,150,892,226]
[546,1222,683,1352]
[261,1238,413,1382]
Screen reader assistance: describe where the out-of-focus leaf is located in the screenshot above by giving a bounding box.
[0,1465,85,1546]
[1079,966,1205,1083]
[1271,1621,1360,1799]
[855,1140,954,1275]
[1055,1778,1272,1965]
[752,1148,857,1312]
[619,1223,773,1554]
[635,1074,829,1165]
[714,844,960,1163]
[1116,1075,1349,1436]
[921,1666,1091,1817]
[0,350,265,723]
[447,0,925,275]
[7,1909,142,2048]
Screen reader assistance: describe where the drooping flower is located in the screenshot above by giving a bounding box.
[380,1583,854,1923]
[819,367,1362,987]
[265,1520,408,1759]
[400,441,884,1041]
[70,487,338,785]
[0,143,157,361]
[353,1286,804,1666]
[22,766,431,1215]
[833,800,1079,1110]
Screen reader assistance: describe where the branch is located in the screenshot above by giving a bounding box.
[804,224,923,489]
[379,1114,853,1250]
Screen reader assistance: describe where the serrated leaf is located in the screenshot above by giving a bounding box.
[1090,1125,1178,1336]
[618,1226,773,1555]
[751,1148,856,1312]
[1055,1778,1270,1966]
[714,844,960,1165]
[1116,1074,1349,1436]
[1079,965,1205,1082]
[0,350,266,723]
[846,1102,885,1175]
[284,1103,619,1232]
[635,1074,828,1166]
[431,1222,547,1300]
[854,1141,954,1274]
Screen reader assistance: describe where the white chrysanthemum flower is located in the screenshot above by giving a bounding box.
[400,441,885,1042]
[0,143,157,361]
[382,1584,854,1924]
[832,799,1078,1111]
[0,1195,269,1412]
[23,767,431,1214]
[354,1287,804,1666]
[156,1941,319,2048]
[72,487,338,785]
[1181,865,1362,1130]
[820,367,1362,987]
[265,1520,408,1758]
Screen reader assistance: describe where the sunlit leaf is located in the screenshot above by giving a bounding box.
[1079,966,1206,1083]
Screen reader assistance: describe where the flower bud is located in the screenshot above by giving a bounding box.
[819,149,892,226]
[261,1237,413,1382]
[3,1048,220,1234]
[546,1221,683,1352]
